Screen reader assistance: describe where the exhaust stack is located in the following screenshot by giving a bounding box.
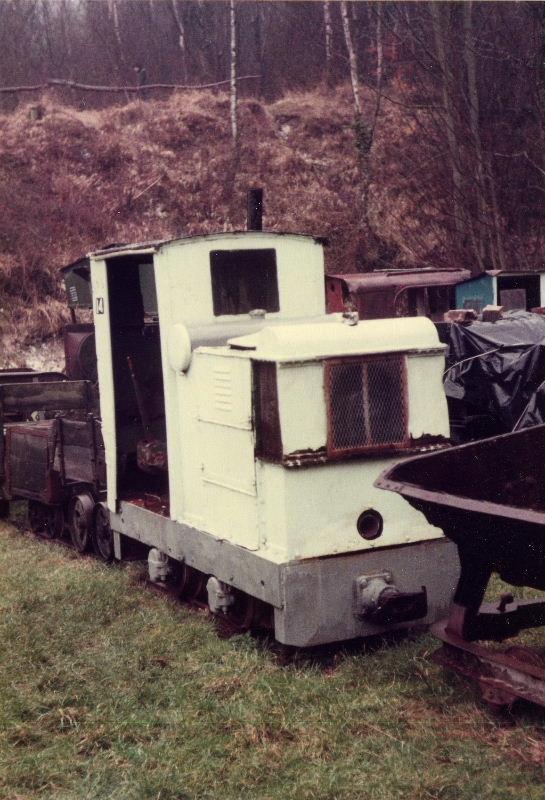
[247,188,263,231]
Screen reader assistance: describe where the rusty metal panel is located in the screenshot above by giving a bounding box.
[377,424,545,519]
[57,419,96,486]
[63,324,97,382]
[0,370,66,385]
[0,381,91,414]
[328,269,471,294]
[356,289,397,319]
[253,362,282,460]
[432,622,545,709]
[325,355,409,456]
[6,421,59,502]
[325,276,346,313]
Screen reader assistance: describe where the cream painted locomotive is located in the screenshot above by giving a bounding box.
[1,227,459,646]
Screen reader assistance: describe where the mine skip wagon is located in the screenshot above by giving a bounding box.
[1,229,461,647]
[0,379,105,542]
[377,424,545,709]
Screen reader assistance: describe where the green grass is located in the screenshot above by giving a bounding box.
[2,522,545,800]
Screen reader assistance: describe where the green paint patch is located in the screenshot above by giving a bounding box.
[1,521,545,800]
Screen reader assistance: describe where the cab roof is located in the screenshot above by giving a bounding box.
[89,230,326,259]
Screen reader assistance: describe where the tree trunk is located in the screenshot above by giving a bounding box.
[462,0,487,270]
[323,1,333,87]
[59,0,74,80]
[254,4,266,98]
[430,3,465,253]
[340,0,361,116]
[170,0,188,82]
[341,0,378,267]
[486,156,508,271]
[230,0,238,159]
[107,0,126,85]
[370,1,384,135]
[376,2,383,94]
[108,0,122,48]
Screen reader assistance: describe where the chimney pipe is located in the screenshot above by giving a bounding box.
[247,188,263,231]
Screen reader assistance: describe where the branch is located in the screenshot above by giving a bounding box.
[0,75,261,95]
[494,150,545,179]
[361,78,443,111]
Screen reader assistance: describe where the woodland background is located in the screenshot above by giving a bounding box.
[0,0,543,346]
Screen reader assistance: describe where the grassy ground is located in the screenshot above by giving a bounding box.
[2,520,545,800]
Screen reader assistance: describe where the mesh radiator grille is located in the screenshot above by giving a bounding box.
[325,355,408,455]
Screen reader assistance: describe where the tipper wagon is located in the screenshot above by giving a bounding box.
[377,424,545,709]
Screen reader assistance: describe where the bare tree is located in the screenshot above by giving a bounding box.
[462,1,489,272]
[59,0,75,80]
[430,3,465,249]
[230,0,238,158]
[340,0,383,266]
[170,0,188,83]
[108,0,122,49]
[375,2,383,97]
[340,0,361,117]
[323,1,333,87]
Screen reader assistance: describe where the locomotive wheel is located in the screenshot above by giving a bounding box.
[68,492,94,553]
[215,589,269,638]
[225,589,258,632]
[172,562,208,605]
[92,503,114,563]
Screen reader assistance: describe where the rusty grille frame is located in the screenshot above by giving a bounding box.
[325,354,409,457]
[253,361,283,461]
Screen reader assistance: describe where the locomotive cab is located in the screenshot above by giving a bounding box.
[90,232,326,513]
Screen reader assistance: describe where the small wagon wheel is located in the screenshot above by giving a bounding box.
[68,492,94,553]
[92,502,114,563]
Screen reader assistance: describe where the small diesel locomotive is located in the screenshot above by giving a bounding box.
[1,227,459,647]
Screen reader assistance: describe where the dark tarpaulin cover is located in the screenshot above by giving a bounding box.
[515,379,545,430]
[443,311,545,433]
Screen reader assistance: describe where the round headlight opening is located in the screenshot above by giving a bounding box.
[357,509,383,540]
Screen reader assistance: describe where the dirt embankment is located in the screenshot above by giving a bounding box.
[0,83,451,364]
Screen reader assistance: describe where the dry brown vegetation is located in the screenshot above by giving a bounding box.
[0,83,466,351]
